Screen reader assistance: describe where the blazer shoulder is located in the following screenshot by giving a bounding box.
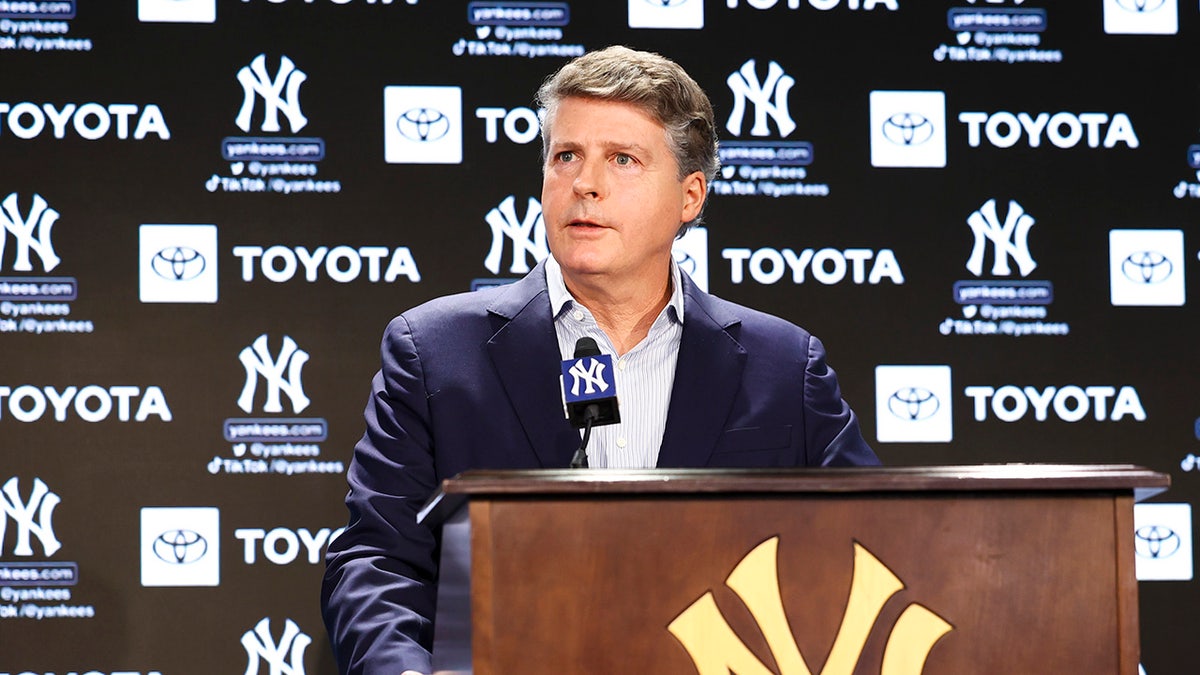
[689,285,813,342]
[381,274,551,357]
[395,263,549,332]
[401,288,498,325]
[375,292,484,348]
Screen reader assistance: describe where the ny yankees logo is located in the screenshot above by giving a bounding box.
[483,195,548,275]
[965,199,1037,277]
[236,54,308,134]
[0,477,62,557]
[669,537,952,675]
[0,193,61,273]
[726,59,797,138]
[568,358,610,397]
[242,617,311,675]
[237,334,311,414]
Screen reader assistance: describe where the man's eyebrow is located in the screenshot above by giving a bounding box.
[606,141,651,155]
[548,139,653,155]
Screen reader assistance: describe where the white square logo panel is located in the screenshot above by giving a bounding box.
[628,0,704,29]
[138,0,216,23]
[1135,503,1193,581]
[869,91,946,168]
[139,225,219,304]
[673,226,708,292]
[384,86,463,165]
[1109,229,1184,306]
[1103,0,1177,35]
[875,365,953,443]
[140,507,220,587]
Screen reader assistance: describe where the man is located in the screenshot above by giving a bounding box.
[322,46,879,675]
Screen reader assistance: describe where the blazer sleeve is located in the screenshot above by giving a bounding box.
[802,334,881,467]
[321,315,439,675]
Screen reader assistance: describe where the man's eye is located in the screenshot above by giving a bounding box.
[615,154,633,166]
[556,151,575,162]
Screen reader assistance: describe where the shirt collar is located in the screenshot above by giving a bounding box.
[545,255,685,324]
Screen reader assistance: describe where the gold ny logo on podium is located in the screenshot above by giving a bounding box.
[668,537,953,675]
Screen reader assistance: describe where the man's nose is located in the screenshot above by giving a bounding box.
[573,157,606,199]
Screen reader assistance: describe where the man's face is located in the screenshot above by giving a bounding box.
[541,97,706,288]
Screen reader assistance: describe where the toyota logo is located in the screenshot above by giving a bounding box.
[887,387,940,421]
[153,529,209,565]
[396,107,451,142]
[1116,0,1167,13]
[882,113,935,147]
[1120,251,1172,285]
[1134,525,1181,559]
[152,246,207,281]
[673,249,698,276]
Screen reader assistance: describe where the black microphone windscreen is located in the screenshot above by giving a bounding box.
[573,336,601,358]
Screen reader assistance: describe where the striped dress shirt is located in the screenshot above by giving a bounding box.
[544,256,684,469]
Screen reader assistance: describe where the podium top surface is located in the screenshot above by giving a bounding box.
[417,464,1169,525]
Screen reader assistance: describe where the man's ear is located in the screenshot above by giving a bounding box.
[681,171,707,223]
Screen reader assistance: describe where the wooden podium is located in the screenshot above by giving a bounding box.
[417,465,1168,675]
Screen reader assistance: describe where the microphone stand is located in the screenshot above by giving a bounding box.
[569,404,599,469]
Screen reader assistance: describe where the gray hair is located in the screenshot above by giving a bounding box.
[535,45,720,234]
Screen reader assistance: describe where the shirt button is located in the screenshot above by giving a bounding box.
[618,358,627,371]
[572,310,584,321]
[617,437,627,448]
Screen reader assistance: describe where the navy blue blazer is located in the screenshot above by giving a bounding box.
[321,262,878,674]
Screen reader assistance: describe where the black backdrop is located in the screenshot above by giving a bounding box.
[1,1,1196,673]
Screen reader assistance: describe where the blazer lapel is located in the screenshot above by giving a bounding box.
[485,263,579,469]
[657,277,746,468]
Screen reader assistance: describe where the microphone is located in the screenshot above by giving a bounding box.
[561,337,620,468]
